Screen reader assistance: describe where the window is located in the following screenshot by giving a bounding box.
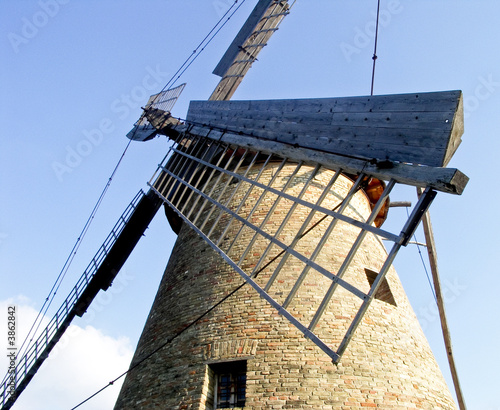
[208,360,247,409]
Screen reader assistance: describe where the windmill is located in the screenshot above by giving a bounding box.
[1,1,468,409]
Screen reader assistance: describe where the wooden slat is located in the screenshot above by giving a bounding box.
[188,91,464,167]
[418,195,467,409]
[213,0,274,77]
[183,125,468,195]
[188,114,452,146]
[210,1,290,101]
[203,90,462,113]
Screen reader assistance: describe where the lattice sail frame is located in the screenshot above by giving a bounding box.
[210,0,293,101]
[127,83,186,141]
[148,129,437,363]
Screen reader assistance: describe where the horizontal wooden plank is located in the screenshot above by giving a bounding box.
[187,91,464,167]
[189,113,452,146]
[201,90,462,113]
[189,108,456,129]
[184,125,468,195]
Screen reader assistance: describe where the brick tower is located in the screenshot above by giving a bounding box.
[114,1,465,408]
[0,2,467,409]
[114,163,457,409]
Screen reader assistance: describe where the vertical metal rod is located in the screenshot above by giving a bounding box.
[370,0,381,96]
[217,152,272,248]
[198,148,239,231]
[282,173,367,308]
[308,179,396,330]
[186,140,228,221]
[417,188,467,410]
[212,150,261,244]
[247,161,304,275]
[206,149,251,238]
[233,157,289,264]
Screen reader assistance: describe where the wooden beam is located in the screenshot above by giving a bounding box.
[213,0,275,77]
[189,91,464,167]
[417,189,468,409]
[210,1,291,101]
[183,124,468,195]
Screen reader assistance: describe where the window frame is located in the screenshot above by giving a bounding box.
[208,360,247,409]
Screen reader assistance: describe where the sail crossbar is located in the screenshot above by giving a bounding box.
[147,130,438,363]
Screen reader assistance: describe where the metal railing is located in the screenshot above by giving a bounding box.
[0,190,145,409]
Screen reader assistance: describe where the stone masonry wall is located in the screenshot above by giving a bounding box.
[115,164,456,409]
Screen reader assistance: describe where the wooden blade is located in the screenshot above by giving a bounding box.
[189,90,464,167]
[210,0,292,101]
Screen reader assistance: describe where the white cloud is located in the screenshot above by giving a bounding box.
[0,297,133,410]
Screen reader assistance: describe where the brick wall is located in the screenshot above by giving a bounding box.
[115,164,456,409]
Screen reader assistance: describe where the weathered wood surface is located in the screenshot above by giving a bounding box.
[418,191,468,410]
[145,108,182,131]
[189,91,464,167]
[210,0,290,101]
[213,0,275,77]
[183,124,468,195]
[126,124,157,142]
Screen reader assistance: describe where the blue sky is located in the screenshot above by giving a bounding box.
[1,1,499,409]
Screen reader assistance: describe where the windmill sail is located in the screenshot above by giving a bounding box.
[0,191,162,409]
[1,3,293,405]
[152,91,467,195]
[2,0,469,405]
[210,0,293,101]
[144,90,467,362]
[126,83,186,142]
